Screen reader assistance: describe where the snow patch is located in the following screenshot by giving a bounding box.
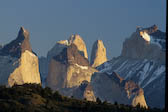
[143,65,165,88]
[75,64,88,70]
[115,60,128,72]
[138,62,150,85]
[140,31,150,42]
[65,40,69,45]
[150,35,163,48]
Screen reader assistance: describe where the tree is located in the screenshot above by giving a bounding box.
[96,97,101,104]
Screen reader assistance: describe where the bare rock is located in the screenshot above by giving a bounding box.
[46,44,97,90]
[0,27,41,86]
[90,71,148,108]
[90,40,107,67]
[121,26,165,63]
[69,34,88,59]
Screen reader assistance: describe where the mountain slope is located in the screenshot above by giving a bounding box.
[0,84,163,112]
[90,71,148,108]
[97,25,165,108]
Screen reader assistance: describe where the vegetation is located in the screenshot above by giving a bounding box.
[0,84,164,112]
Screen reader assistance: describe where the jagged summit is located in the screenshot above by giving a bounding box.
[47,34,88,62]
[0,27,41,87]
[121,25,165,62]
[136,24,158,34]
[68,34,88,59]
[136,25,165,40]
[0,27,32,58]
[18,27,29,38]
[90,40,107,67]
[53,44,89,66]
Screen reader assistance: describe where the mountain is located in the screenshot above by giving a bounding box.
[90,71,148,108]
[121,25,165,62]
[39,34,148,108]
[47,34,88,60]
[0,27,41,86]
[39,34,89,86]
[69,34,88,59]
[90,40,107,67]
[97,25,165,108]
[46,44,97,90]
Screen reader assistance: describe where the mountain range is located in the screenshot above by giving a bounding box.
[0,25,165,109]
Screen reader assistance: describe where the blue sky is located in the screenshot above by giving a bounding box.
[0,0,166,59]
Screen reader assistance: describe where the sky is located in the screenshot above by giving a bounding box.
[0,0,166,60]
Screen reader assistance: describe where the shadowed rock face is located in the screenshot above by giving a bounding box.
[72,81,96,101]
[90,72,148,108]
[0,27,32,58]
[90,40,107,67]
[47,40,68,62]
[53,44,89,66]
[0,27,41,86]
[46,44,97,90]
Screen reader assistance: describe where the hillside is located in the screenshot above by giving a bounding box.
[0,84,164,112]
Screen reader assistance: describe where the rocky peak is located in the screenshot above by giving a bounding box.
[68,34,88,59]
[121,25,165,62]
[136,24,158,34]
[47,34,88,62]
[0,27,32,58]
[53,44,89,66]
[90,40,107,67]
[0,27,41,87]
[19,27,29,38]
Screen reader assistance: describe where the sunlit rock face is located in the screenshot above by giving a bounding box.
[69,34,88,59]
[0,27,41,86]
[90,40,107,67]
[97,25,165,108]
[8,50,41,86]
[46,44,97,90]
[90,72,148,108]
[39,34,89,86]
